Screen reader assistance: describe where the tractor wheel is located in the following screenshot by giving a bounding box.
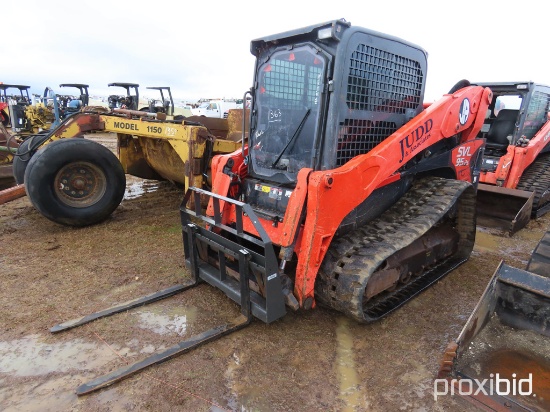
[12,132,53,184]
[24,138,126,227]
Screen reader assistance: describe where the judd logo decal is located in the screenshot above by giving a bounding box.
[459,98,470,125]
[399,119,433,163]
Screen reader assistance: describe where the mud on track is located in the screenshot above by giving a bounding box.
[0,134,548,411]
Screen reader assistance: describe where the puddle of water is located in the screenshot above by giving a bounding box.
[223,350,262,412]
[335,316,365,411]
[477,349,550,411]
[1,373,137,412]
[473,230,500,253]
[0,334,118,377]
[224,352,242,411]
[134,306,197,336]
[124,180,160,200]
[458,317,550,411]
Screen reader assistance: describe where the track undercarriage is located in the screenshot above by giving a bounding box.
[315,177,476,322]
[517,152,550,217]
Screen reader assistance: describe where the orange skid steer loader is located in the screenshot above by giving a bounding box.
[181,24,491,324]
[49,19,492,394]
[473,81,550,234]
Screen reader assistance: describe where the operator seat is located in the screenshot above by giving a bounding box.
[486,109,518,149]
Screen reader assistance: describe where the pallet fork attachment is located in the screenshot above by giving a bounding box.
[49,200,257,395]
[181,187,287,324]
[74,314,251,395]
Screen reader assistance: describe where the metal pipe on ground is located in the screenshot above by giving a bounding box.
[0,184,26,205]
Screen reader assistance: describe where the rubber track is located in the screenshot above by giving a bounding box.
[516,153,550,217]
[315,177,476,323]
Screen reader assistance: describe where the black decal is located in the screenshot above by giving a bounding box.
[425,118,433,133]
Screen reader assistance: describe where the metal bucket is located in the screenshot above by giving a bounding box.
[476,183,535,235]
[438,246,550,411]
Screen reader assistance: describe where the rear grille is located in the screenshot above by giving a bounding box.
[336,119,398,166]
[336,43,423,166]
[346,44,423,113]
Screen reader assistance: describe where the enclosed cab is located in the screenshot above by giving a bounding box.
[475,82,550,172]
[473,81,550,233]
[244,19,428,227]
[250,19,426,178]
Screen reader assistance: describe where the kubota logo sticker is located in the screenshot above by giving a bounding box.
[459,98,470,125]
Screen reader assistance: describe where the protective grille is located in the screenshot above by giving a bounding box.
[263,60,322,109]
[336,119,398,166]
[347,44,423,112]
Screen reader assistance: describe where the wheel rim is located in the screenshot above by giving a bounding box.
[54,161,107,208]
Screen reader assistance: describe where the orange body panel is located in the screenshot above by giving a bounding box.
[209,86,492,307]
[479,119,550,188]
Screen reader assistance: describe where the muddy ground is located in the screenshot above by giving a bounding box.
[1,134,549,412]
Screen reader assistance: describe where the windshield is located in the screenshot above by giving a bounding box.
[493,95,522,116]
[251,45,326,182]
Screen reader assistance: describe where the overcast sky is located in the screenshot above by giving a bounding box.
[2,0,548,103]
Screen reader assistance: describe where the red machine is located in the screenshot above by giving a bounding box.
[474,81,550,234]
[182,20,491,323]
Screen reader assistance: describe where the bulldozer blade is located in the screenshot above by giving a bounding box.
[476,184,535,235]
[438,256,550,411]
[76,314,251,396]
[50,284,193,333]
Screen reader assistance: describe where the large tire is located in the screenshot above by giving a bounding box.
[12,132,51,184]
[24,138,126,227]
